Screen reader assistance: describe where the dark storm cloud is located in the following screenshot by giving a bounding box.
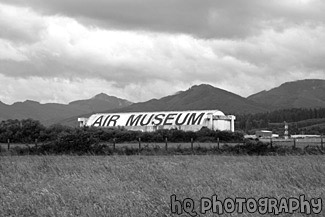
[3,0,325,39]
[0,0,325,104]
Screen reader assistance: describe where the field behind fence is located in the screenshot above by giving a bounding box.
[260,137,324,148]
[1,137,324,150]
[1,137,325,155]
[0,141,243,152]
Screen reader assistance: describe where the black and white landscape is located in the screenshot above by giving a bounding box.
[1,1,325,217]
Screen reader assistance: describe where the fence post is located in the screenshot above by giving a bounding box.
[138,137,141,152]
[270,138,273,148]
[293,138,296,148]
[7,139,10,150]
[191,138,194,152]
[165,137,168,151]
[321,135,324,149]
[217,137,220,149]
[113,138,116,151]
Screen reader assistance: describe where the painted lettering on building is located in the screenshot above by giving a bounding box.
[89,111,206,127]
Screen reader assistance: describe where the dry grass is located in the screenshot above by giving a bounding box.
[1,155,324,216]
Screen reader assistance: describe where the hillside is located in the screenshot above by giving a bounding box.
[60,84,268,127]
[248,79,325,109]
[4,80,325,128]
[0,94,132,126]
[69,93,132,113]
[115,84,268,114]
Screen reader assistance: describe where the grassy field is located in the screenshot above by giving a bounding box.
[1,155,324,216]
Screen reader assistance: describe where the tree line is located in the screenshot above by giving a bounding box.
[0,118,243,144]
[2,118,325,156]
[2,108,325,144]
[236,108,325,135]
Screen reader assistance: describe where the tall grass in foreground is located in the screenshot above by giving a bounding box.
[1,155,324,216]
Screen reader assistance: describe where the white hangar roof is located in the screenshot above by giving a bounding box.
[83,110,226,128]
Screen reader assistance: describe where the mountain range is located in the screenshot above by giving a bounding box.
[1,79,325,126]
[107,84,268,113]
[0,93,132,126]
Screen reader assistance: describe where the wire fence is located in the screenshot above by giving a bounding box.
[259,137,324,148]
[0,138,245,152]
[1,137,324,153]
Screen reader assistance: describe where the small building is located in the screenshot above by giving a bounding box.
[78,110,236,132]
[244,134,257,139]
[256,130,272,138]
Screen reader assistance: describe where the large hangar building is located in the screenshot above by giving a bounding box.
[78,110,236,132]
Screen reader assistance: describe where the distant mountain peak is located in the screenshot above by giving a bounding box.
[92,93,112,101]
[90,93,133,106]
[280,79,325,86]
[106,83,268,114]
[23,100,40,104]
[190,83,214,89]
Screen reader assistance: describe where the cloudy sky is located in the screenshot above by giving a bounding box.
[1,0,325,104]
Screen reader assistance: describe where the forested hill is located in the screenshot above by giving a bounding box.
[236,108,325,135]
[248,79,325,109]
